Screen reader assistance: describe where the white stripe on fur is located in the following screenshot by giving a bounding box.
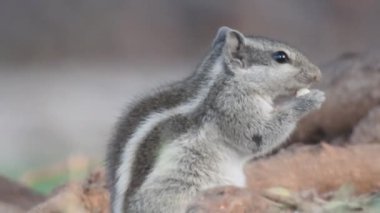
[114,59,223,213]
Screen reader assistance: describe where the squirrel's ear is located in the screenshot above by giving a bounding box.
[211,26,232,48]
[225,29,246,68]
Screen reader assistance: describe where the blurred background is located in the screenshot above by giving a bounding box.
[1,0,380,193]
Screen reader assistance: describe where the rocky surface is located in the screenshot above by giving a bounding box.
[0,176,45,212]
[186,186,267,213]
[246,143,380,194]
[28,168,109,213]
[292,52,380,143]
[349,106,380,144]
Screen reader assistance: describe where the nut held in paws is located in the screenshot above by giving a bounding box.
[296,88,310,97]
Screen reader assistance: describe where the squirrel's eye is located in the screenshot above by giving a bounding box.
[272,51,290,64]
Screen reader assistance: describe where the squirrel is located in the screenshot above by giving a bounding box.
[106,26,325,213]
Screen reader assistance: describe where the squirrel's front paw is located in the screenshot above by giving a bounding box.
[293,89,326,116]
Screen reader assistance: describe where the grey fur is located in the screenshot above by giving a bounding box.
[106,39,224,210]
[107,27,325,213]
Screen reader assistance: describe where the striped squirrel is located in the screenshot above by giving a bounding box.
[106,26,325,213]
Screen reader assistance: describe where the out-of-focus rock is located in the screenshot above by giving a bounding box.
[292,52,380,143]
[0,201,26,213]
[29,168,109,213]
[246,143,380,194]
[349,106,380,144]
[186,186,269,213]
[0,176,46,211]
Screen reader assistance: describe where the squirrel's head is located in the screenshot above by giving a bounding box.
[212,26,321,99]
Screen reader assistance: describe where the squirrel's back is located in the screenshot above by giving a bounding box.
[106,44,223,212]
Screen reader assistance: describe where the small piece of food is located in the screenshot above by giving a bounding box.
[296,88,310,97]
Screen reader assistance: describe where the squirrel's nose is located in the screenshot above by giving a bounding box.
[314,69,322,82]
[313,71,321,82]
[308,66,321,82]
